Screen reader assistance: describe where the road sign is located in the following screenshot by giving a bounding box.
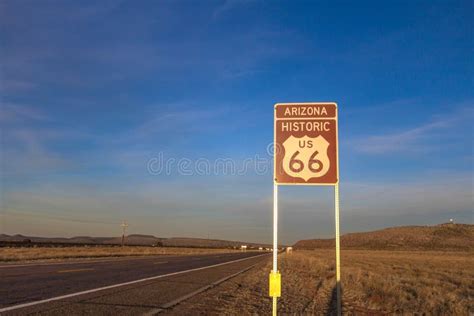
[274,102,338,185]
[271,102,342,316]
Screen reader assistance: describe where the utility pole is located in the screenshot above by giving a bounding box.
[121,221,128,247]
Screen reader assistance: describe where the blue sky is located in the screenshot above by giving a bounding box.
[1,0,472,244]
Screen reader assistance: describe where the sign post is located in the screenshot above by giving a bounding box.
[272,102,340,315]
[335,182,341,315]
[269,183,280,316]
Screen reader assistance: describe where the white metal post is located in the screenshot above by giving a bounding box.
[272,183,278,316]
[335,183,341,316]
[121,221,128,247]
[273,183,278,272]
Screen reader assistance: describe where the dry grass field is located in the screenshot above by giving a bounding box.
[167,249,474,315]
[0,246,243,263]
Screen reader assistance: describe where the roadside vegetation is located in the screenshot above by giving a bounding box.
[0,246,246,263]
[167,249,474,315]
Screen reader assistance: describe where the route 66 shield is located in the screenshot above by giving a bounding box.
[282,135,330,182]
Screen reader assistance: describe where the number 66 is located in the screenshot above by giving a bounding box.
[289,151,323,173]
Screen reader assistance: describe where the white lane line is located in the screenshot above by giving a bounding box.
[142,263,259,316]
[0,256,165,269]
[159,262,259,311]
[0,253,270,313]
[0,252,246,269]
[57,268,95,273]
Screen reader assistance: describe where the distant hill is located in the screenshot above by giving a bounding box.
[161,237,270,249]
[293,223,474,251]
[0,233,271,249]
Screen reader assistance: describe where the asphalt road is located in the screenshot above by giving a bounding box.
[0,251,270,315]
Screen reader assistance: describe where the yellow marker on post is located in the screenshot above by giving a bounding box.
[269,271,281,297]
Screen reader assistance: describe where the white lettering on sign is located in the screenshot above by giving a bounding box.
[284,106,328,117]
[281,121,331,132]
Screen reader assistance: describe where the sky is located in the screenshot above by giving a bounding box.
[0,0,473,245]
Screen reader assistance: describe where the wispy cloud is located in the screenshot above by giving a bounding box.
[342,174,473,216]
[0,103,49,122]
[343,98,419,116]
[212,0,256,20]
[0,79,37,93]
[353,106,473,154]
[111,101,256,147]
[0,103,88,176]
[135,108,226,136]
[2,128,74,175]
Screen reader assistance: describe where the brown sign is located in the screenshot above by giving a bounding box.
[274,102,338,185]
